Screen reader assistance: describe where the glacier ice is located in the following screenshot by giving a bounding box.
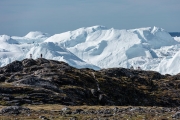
[1,26,180,74]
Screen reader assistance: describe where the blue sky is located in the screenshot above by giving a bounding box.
[0,0,180,36]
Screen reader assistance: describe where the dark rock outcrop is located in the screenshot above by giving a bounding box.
[22,58,37,67]
[0,106,30,115]
[172,112,180,119]
[0,58,180,107]
[1,60,23,73]
[0,75,5,82]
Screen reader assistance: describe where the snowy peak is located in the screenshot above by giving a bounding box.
[45,26,177,55]
[129,26,164,33]
[0,35,10,41]
[10,31,49,44]
[46,26,176,49]
[45,25,108,47]
[75,25,108,33]
[24,31,49,39]
[0,35,18,44]
[128,26,176,48]
[45,25,179,74]
[151,26,163,34]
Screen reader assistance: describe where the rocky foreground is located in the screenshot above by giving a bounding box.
[0,58,180,119]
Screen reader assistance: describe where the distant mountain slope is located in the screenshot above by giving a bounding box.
[45,26,179,74]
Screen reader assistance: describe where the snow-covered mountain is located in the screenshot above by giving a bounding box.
[0,32,100,70]
[1,26,180,74]
[45,25,179,75]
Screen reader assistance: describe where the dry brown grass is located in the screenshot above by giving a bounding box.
[0,104,175,120]
[25,104,121,111]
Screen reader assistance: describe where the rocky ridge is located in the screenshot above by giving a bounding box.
[0,58,180,107]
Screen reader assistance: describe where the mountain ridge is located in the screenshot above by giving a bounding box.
[0,58,180,107]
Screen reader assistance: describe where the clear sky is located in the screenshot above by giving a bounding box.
[0,0,180,36]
